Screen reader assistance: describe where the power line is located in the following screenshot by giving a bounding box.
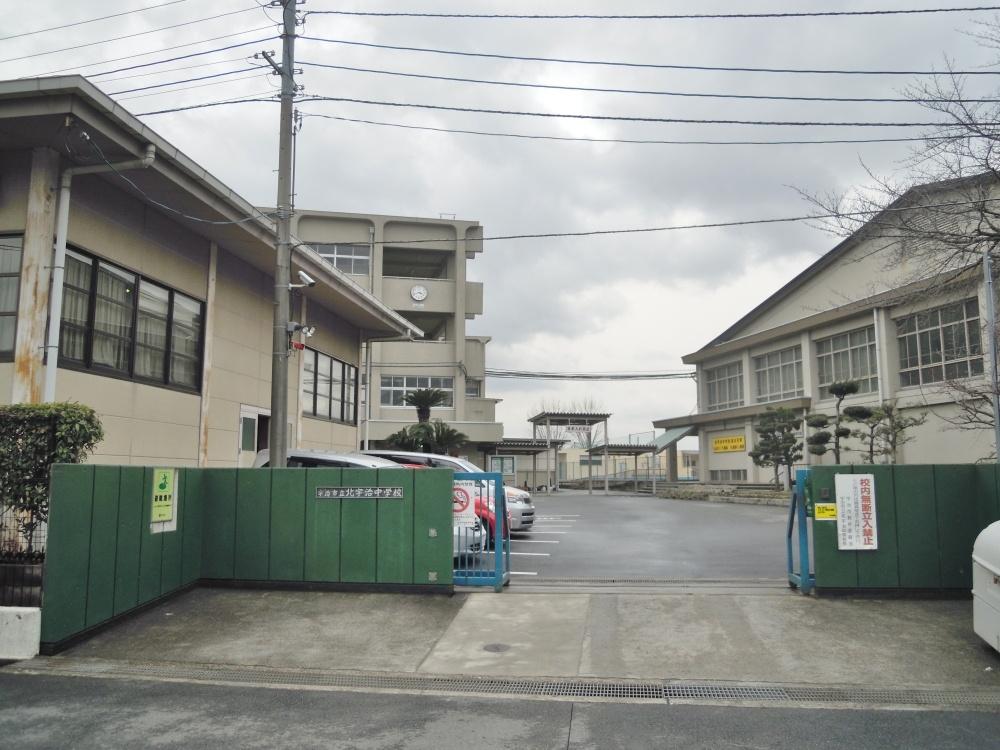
[0,8,261,65]
[485,369,695,381]
[106,66,264,96]
[298,59,1000,105]
[29,27,274,77]
[85,137,277,226]
[300,36,1000,76]
[91,55,251,84]
[301,95,948,127]
[300,111,960,146]
[137,95,277,116]
[0,0,191,42]
[307,6,1000,20]
[87,39,273,78]
[117,77,272,102]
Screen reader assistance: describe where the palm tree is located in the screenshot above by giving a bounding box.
[428,420,467,456]
[383,420,467,455]
[403,388,448,423]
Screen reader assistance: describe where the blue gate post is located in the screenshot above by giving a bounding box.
[786,467,815,594]
[453,472,510,589]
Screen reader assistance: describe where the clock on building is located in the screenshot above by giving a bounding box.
[410,284,429,302]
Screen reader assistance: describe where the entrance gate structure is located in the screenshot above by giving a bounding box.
[452,472,509,590]
[528,411,612,494]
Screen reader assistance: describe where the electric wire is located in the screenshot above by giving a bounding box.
[484,369,695,381]
[136,96,277,116]
[298,60,1000,105]
[85,137,278,227]
[0,0,192,42]
[0,7,261,65]
[307,7,1000,20]
[299,111,964,146]
[106,66,265,96]
[90,55,252,84]
[116,79,272,102]
[301,95,950,127]
[300,36,1000,76]
[28,28,275,77]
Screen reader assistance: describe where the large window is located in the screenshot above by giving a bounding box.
[302,348,358,423]
[815,326,878,399]
[896,299,983,386]
[754,345,803,403]
[60,248,203,390]
[314,244,370,275]
[705,362,744,412]
[380,375,454,407]
[0,236,22,357]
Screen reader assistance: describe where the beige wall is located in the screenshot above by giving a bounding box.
[0,151,31,232]
[0,363,13,403]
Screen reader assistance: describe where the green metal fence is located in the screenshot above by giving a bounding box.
[40,465,453,651]
[809,464,1000,591]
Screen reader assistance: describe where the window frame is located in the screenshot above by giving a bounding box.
[704,361,744,412]
[314,243,371,275]
[301,347,359,425]
[379,375,455,408]
[895,299,983,387]
[57,245,204,393]
[753,344,804,403]
[0,234,24,362]
[814,325,879,400]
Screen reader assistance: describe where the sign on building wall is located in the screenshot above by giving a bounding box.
[150,468,178,534]
[712,435,746,453]
[834,473,878,550]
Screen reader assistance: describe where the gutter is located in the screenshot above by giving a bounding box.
[43,141,157,402]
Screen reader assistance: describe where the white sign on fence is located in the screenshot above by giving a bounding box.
[452,480,479,528]
[834,473,878,551]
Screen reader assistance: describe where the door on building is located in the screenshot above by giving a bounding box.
[238,406,271,467]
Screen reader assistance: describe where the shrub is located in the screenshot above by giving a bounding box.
[0,402,103,553]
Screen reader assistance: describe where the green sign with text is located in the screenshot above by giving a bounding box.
[151,468,175,523]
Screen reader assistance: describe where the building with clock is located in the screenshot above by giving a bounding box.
[288,208,504,451]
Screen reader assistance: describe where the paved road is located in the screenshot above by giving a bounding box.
[508,493,788,580]
[2,672,997,750]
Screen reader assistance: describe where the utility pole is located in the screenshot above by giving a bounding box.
[263,0,298,468]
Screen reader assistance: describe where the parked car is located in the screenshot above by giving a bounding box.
[254,449,475,557]
[362,450,535,532]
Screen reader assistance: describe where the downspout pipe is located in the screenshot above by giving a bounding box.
[44,143,157,402]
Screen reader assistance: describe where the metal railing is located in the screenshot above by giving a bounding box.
[1,504,46,607]
[452,472,509,590]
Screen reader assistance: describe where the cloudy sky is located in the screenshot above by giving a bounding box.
[5,1,999,443]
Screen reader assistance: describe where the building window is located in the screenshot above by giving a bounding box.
[709,469,747,482]
[314,244,370,275]
[754,345,803,403]
[705,361,744,412]
[490,455,516,475]
[0,236,23,357]
[465,379,482,398]
[815,326,878,399]
[896,299,983,386]
[59,248,203,390]
[302,348,358,423]
[380,375,454,407]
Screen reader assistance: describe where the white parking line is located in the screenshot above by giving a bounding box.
[536,514,581,518]
[510,539,559,544]
[509,571,538,576]
[526,531,567,535]
[509,551,550,556]
[531,525,573,529]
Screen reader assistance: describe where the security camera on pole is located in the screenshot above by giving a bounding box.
[262,0,299,468]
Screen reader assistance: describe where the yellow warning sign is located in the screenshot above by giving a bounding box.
[711,435,746,453]
[815,503,838,520]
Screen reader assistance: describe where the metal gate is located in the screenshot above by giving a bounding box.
[453,472,509,590]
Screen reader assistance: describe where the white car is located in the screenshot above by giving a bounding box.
[362,450,536,532]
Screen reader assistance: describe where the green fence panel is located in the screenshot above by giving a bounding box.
[40,465,95,644]
[158,469,184,595]
[412,469,454,586]
[201,469,237,579]
[269,469,306,581]
[976,465,1000,541]
[376,469,415,584]
[339,469,379,584]
[181,469,203,586]
[113,467,145,615]
[305,468,342,581]
[810,466,858,588]
[136,467,164,604]
[934,465,979,588]
[234,469,271,580]
[856,465,900,588]
[894,465,940,588]
[85,466,120,628]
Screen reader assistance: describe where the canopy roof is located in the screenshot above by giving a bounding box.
[527,411,612,426]
[586,442,655,457]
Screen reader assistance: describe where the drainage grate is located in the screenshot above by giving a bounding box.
[523,577,787,586]
[9,659,1000,709]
